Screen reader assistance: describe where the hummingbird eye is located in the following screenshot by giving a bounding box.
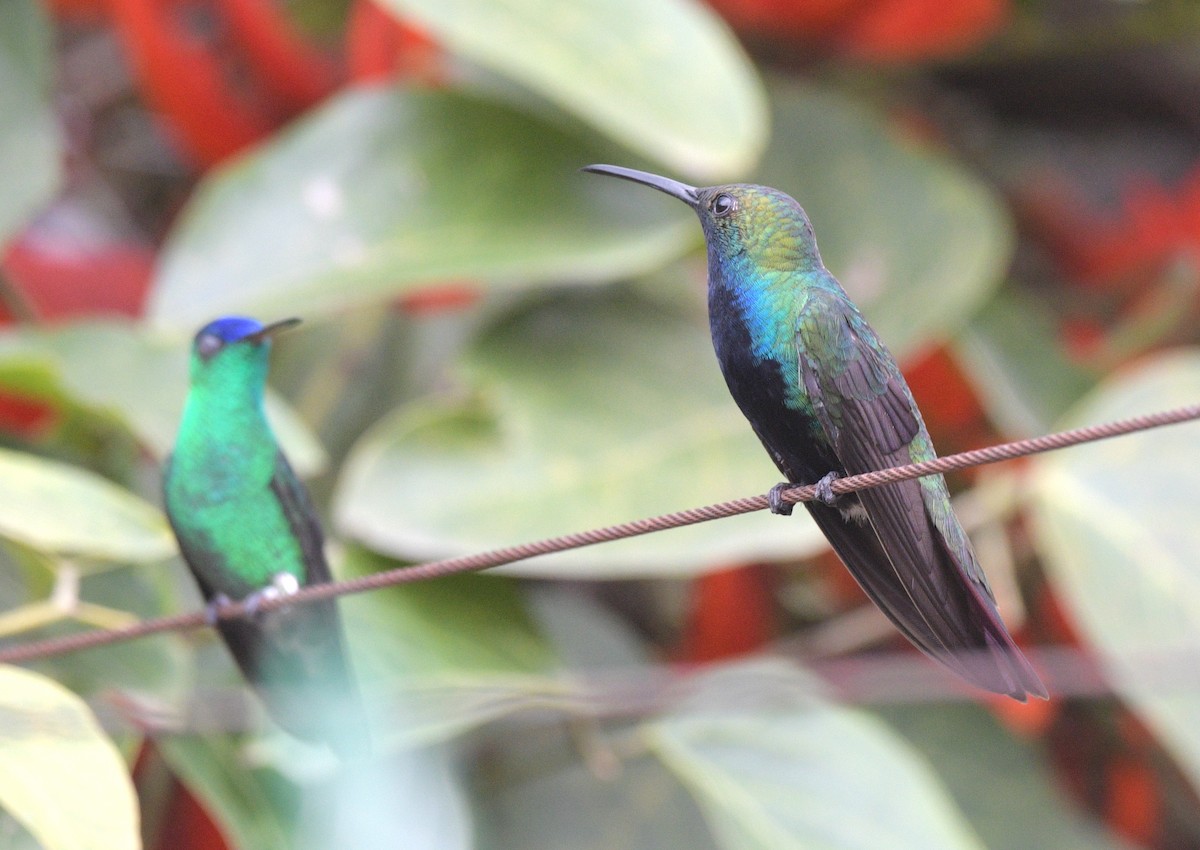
[196,333,223,359]
[711,193,737,218]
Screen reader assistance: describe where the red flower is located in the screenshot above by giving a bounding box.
[680,565,776,662]
[706,0,1009,62]
[109,0,339,168]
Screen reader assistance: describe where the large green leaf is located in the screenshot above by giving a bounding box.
[0,665,139,850]
[147,87,695,328]
[477,741,721,850]
[334,288,828,577]
[0,447,173,563]
[758,84,1013,358]
[0,322,326,474]
[881,704,1135,850]
[377,0,767,179]
[0,813,42,850]
[157,736,292,850]
[0,0,59,246]
[527,585,649,669]
[955,291,1096,437]
[28,561,192,705]
[1027,348,1200,793]
[647,661,984,850]
[339,547,562,746]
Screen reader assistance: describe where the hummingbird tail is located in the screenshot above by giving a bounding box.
[807,499,1047,701]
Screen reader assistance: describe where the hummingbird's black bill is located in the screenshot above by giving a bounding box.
[582,164,699,205]
[244,317,302,345]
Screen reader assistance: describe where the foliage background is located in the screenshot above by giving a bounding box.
[0,0,1198,848]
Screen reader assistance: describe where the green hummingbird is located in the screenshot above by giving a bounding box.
[164,316,365,750]
[584,164,1046,700]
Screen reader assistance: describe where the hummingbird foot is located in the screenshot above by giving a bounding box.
[814,472,840,506]
[768,482,796,516]
[243,572,301,617]
[204,593,234,626]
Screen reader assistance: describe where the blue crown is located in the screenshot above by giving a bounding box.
[196,316,264,344]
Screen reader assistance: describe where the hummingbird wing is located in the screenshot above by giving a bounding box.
[260,453,368,752]
[268,451,331,585]
[795,288,1045,699]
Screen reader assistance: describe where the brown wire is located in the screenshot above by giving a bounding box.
[1,402,1197,665]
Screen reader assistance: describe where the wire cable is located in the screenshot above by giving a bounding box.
[1,402,1196,665]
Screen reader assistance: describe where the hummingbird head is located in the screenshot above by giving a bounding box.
[193,316,301,360]
[189,316,301,385]
[582,164,822,273]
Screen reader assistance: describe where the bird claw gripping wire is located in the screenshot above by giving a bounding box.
[769,471,840,514]
[768,482,796,515]
[243,573,301,618]
[204,593,234,626]
[814,471,840,506]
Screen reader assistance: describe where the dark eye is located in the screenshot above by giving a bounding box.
[197,333,223,359]
[711,193,736,218]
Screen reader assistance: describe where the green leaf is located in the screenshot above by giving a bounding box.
[30,561,192,702]
[758,84,1013,358]
[1027,348,1200,794]
[0,0,59,245]
[881,704,1136,850]
[0,812,42,850]
[377,0,767,179]
[147,87,696,329]
[528,585,649,669]
[340,547,561,746]
[334,288,828,577]
[647,661,984,850]
[0,665,139,850]
[0,321,192,459]
[157,736,292,850]
[955,291,1096,437]
[0,447,174,563]
[478,742,721,850]
[0,322,326,475]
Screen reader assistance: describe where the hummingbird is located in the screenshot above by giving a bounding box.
[584,164,1046,700]
[163,316,366,750]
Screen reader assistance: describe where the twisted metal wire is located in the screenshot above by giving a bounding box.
[1,402,1196,665]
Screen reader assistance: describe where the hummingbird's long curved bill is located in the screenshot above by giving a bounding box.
[244,317,302,345]
[582,164,699,205]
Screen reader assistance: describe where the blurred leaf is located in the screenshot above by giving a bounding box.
[32,562,192,701]
[377,0,767,179]
[1027,348,1200,794]
[477,735,720,850]
[0,812,41,850]
[340,547,562,746]
[0,322,188,456]
[262,394,328,480]
[881,704,1136,850]
[0,322,326,475]
[0,446,173,563]
[955,291,1096,437]
[147,87,696,329]
[334,287,828,577]
[0,0,59,246]
[527,585,649,669]
[0,665,139,850]
[758,84,1013,358]
[647,661,984,850]
[157,735,292,850]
